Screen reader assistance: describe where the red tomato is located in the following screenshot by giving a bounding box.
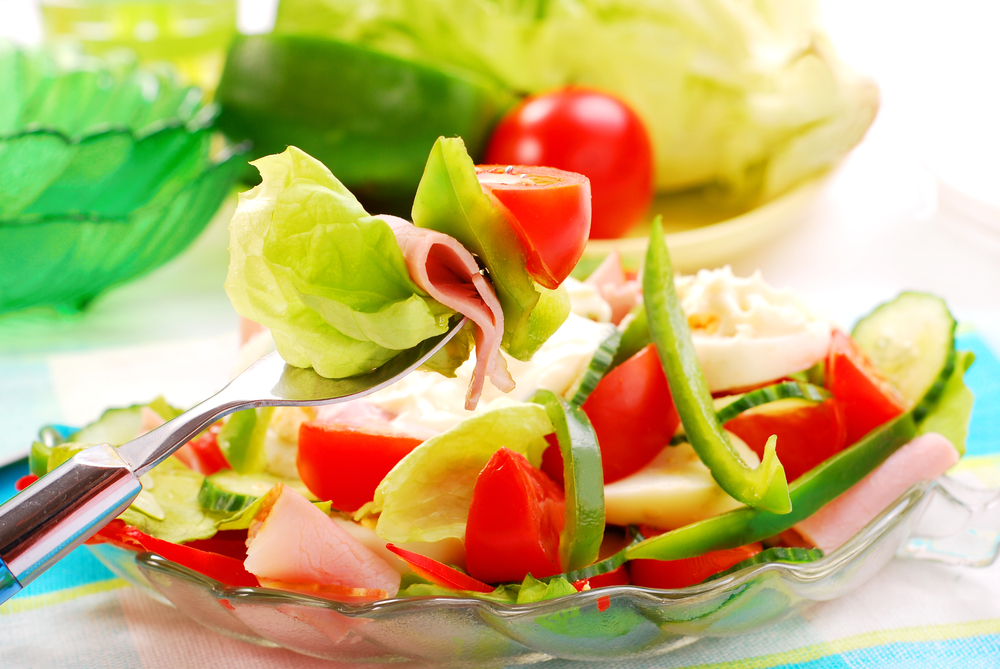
[581,344,681,484]
[826,330,907,445]
[91,520,258,587]
[385,544,494,594]
[573,564,631,592]
[14,474,38,491]
[629,543,763,589]
[725,398,848,482]
[465,447,566,583]
[485,88,654,240]
[476,164,591,289]
[297,422,423,512]
[173,423,229,475]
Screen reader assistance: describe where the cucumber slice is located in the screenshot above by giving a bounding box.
[609,305,650,372]
[568,327,622,407]
[715,382,831,425]
[851,292,956,421]
[29,442,52,477]
[702,546,824,583]
[198,470,314,513]
[541,529,641,584]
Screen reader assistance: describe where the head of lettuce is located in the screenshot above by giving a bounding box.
[225,147,455,379]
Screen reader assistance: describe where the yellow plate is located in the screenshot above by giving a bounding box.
[583,172,831,274]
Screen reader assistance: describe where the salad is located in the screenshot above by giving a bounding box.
[22,140,974,608]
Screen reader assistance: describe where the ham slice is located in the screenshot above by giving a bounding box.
[383,215,514,410]
[584,251,641,325]
[244,484,401,600]
[795,433,960,553]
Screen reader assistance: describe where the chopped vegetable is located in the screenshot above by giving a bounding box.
[702,546,825,583]
[465,447,565,582]
[626,413,917,561]
[642,218,790,513]
[826,330,907,445]
[371,401,553,543]
[412,137,569,360]
[225,146,454,380]
[386,544,494,593]
[529,390,604,571]
[581,344,680,484]
[217,407,273,474]
[296,421,423,512]
[630,542,763,590]
[476,164,591,288]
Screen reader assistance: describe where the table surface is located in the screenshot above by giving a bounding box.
[1,1,999,667]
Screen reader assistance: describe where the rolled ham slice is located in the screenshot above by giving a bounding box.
[795,433,960,553]
[584,251,641,325]
[383,215,514,410]
[245,484,401,600]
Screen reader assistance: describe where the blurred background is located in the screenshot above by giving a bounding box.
[0,0,998,461]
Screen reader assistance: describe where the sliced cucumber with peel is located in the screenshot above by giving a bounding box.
[715,382,831,425]
[851,292,956,421]
[198,470,314,513]
[568,327,622,407]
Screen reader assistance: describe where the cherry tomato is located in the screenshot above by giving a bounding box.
[629,542,763,589]
[385,544,494,593]
[476,164,591,289]
[485,88,654,240]
[297,422,423,512]
[826,330,907,445]
[725,398,848,482]
[581,344,681,484]
[465,447,565,583]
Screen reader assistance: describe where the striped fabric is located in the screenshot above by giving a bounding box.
[1,333,998,668]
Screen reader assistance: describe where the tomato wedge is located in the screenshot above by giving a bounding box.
[465,447,566,583]
[826,330,907,445]
[581,344,681,484]
[725,398,848,482]
[297,421,424,512]
[173,423,229,476]
[91,520,258,588]
[476,164,591,290]
[629,542,763,589]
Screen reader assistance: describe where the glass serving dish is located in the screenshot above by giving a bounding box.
[86,476,1000,667]
[0,43,245,315]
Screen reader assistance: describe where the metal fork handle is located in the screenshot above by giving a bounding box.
[0,444,142,600]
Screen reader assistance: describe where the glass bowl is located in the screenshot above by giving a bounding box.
[85,477,1000,667]
[0,43,246,314]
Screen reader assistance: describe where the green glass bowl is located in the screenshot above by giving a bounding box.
[0,43,245,315]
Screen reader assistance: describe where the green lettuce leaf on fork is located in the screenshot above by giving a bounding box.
[225,146,455,379]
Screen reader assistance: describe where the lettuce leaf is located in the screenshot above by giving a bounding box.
[225,146,454,379]
[275,0,879,201]
[118,459,230,544]
[397,572,578,603]
[917,350,975,456]
[372,401,553,543]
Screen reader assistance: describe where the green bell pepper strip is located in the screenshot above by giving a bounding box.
[529,389,605,572]
[626,412,917,560]
[217,407,274,474]
[642,217,791,513]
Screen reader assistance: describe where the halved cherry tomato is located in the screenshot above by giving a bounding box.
[725,399,848,482]
[629,542,763,589]
[826,330,907,445]
[173,423,229,476]
[297,422,423,512]
[485,88,653,240]
[465,447,565,583]
[581,344,681,484]
[385,543,494,594]
[476,164,591,289]
[91,520,258,588]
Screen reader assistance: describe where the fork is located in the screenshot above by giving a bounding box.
[0,317,469,605]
